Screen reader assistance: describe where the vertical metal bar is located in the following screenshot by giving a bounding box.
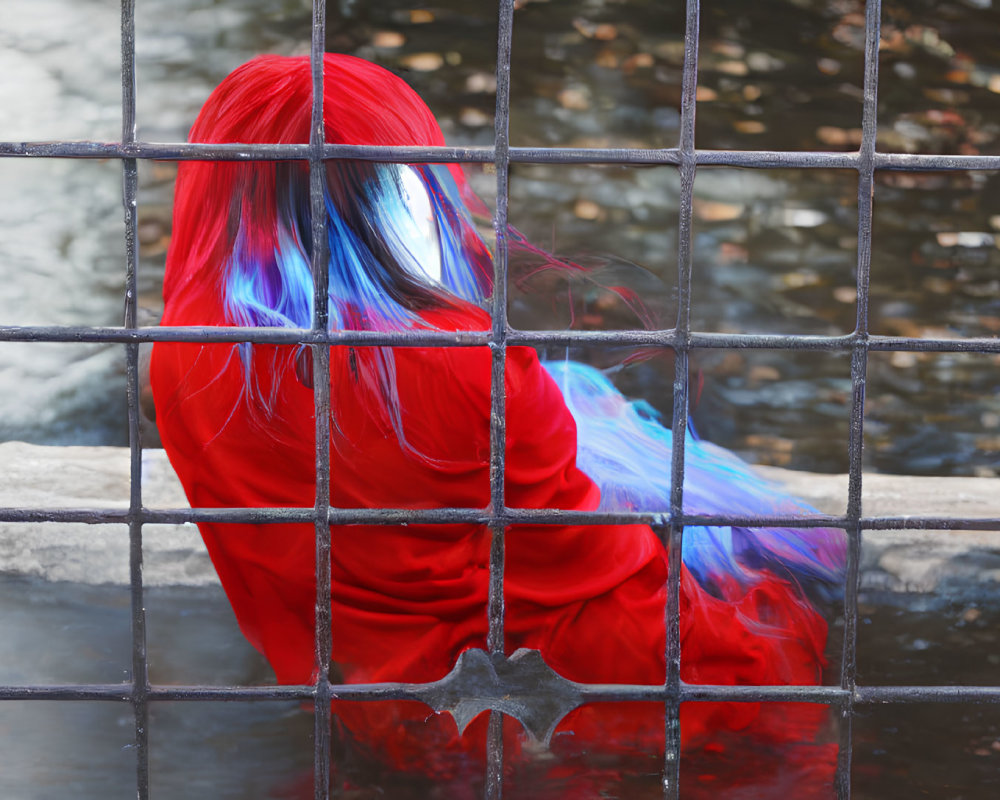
[309,3,333,799]
[486,1,516,797]
[120,1,148,798]
[485,708,505,800]
[839,1,882,798]
[664,2,701,797]
[488,0,515,657]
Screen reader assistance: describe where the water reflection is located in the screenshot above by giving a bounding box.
[2,571,999,798]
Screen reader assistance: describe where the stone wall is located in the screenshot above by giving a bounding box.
[1,442,996,593]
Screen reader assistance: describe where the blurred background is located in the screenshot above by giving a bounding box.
[2,0,999,477]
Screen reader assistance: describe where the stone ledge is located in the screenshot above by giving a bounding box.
[0,442,208,587]
[755,466,1000,593]
[1,442,997,592]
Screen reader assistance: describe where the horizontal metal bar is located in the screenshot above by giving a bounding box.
[0,141,679,164]
[146,506,488,526]
[3,324,999,355]
[679,684,845,703]
[0,685,134,701]
[0,141,489,163]
[0,684,320,702]
[864,517,1000,532]
[149,685,318,701]
[868,336,1000,353]
[691,332,856,350]
[697,150,860,169]
[0,506,834,528]
[5,140,1000,172]
[0,508,132,524]
[3,681,997,705]
[324,679,844,705]
[514,330,861,350]
[0,325,490,347]
[4,504,999,532]
[855,685,1000,704]
[876,152,1000,172]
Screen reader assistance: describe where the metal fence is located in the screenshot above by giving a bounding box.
[1,0,1000,798]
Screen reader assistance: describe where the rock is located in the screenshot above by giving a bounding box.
[757,465,1000,594]
[0,442,211,587]
[1,443,996,592]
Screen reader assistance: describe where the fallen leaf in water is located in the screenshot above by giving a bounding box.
[978,315,1000,333]
[595,49,619,69]
[923,108,966,126]
[718,242,748,263]
[466,72,497,93]
[833,16,865,49]
[712,352,745,376]
[593,24,617,41]
[888,351,917,369]
[779,208,827,227]
[833,286,857,304]
[459,107,492,127]
[693,199,744,221]
[919,325,956,338]
[410,9,434,23]
[572,18,616,40]
[733,120,766,134]
[372,31,405,49]
[573,199,603,220]
[400,52,444,71]
[817,57,841,75]
[711,41,745,59]
[717,60,749,76]
[782,271,821,289]
[816,126,863,147]
[558,87,591,110]
[878,317,923,338]
[747,52,783,72]
[879,27,907,53]
[936,231,996,247]
[742,435,794,466]
[622,53,654,74]
[923,87,970,104]
[654,41,687,64]
[923,277,954,294]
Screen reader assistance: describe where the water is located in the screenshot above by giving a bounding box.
[2,0,999,797]
[2,0,998,476]
[1,575,997,798]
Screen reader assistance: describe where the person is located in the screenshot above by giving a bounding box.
[151,53,844,795]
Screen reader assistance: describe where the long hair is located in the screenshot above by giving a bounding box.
[163,54,495,436]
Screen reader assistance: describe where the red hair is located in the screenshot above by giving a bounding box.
[164,54,457,313]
